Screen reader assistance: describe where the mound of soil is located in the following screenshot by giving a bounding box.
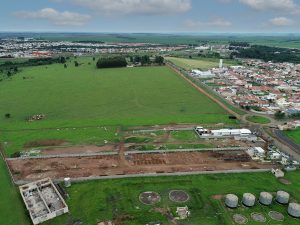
[24,140,68,148]
[169,190,190,203]
[139,191,161,205]
[212,194,223,200]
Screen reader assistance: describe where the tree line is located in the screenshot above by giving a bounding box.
[231,45,300,63]
[96,55,164,69]
[96,56,128,68]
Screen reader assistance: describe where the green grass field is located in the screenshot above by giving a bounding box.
[0,159,31,225]
[1,126,119,156]
[246,116,271,124]
[166,57,237,70]
[170,130,199,141]
[284,128,300,145]
[40,171,300,225]
[0,61,231,130]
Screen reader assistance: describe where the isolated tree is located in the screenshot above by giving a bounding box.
[141,55,150,66]
[4,113,11,118]
[60,56,66,64]
[64,64,67,68]
[134,55,141,63]
[154,56,164,65]
[74,61,79,67]
[93,57,96,61]
[275,111,285,120]
[129,56,133,62]
[11,151,21,158]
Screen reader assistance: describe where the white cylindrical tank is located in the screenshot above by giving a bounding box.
[288,203,300,218]
[243,193,256,207]
[259,192,273,205]
[276,191,289,204]
[225,194,238,208]
[64,177,71,187]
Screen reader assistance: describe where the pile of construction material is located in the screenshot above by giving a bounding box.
[28,114,46,121]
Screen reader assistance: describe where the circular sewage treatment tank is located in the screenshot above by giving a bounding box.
[288,203,300,218]
[276,191,290,204]
[259,192,273,206]
[243,193,256,207]
[225,194,239,208]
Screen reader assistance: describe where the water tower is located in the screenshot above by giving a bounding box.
[219,59,223,68]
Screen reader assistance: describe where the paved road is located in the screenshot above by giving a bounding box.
[274,129,300,153]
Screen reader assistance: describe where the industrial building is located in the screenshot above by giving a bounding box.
[19,178,69,225]
[195,127,252,137]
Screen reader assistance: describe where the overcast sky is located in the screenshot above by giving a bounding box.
[1,0,300,33]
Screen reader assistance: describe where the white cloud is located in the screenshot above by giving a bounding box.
[71,0,191,15]
[14,8,91,26]
[240,0,300,14]
[185,18,232,29]
[269,17,295,26]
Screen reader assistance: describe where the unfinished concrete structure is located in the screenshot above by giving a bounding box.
[19,178,68,225]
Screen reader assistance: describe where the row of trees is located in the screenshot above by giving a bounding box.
[96,56,127,68]
[96,55,164,68]
[231,45,300,63]
[0,57,69,71]
[129,55,164,65]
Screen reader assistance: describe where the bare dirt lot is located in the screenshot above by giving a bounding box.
[7,150,272,182]
[40,144,118,156]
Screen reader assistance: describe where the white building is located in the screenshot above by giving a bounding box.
[191,69,215,78]
[195,127,252,137]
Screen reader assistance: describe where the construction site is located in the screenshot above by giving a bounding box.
[5,126,274,184]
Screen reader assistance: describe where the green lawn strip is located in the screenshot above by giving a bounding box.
[246,116,271,124]
[1,126,119,156]
[284,128,300,145]
[125,136,153,143]
[131,143,213,151]
[0,158,31,225]
[165,57,237,70]
[170,130,199,141]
